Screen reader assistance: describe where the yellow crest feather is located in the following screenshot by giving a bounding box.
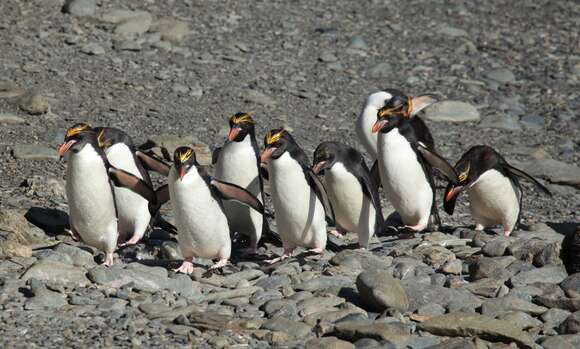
[266,129,285,145]
[66,124,90,138]
[178,148,193,162]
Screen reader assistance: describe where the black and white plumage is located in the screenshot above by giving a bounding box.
[443,145,552,236]
[372,106,457,233]
[356,89,439,160]
[58,124,119,266]
[260,129,331,263]
[312,142,384,248]
[213,112,266,252]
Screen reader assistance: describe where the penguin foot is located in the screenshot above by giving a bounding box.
[306,247,324,255]
[66,229,81,242]
[265,254,291,264]
[239,247,258,257]
[174,260,194,274]
[475,224,484,231]
[329,230,345,239]
[208,258,228,270]
[102,253,114,267]
[119,234,141,247]
[403,223,427,232]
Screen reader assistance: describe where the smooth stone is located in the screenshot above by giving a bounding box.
[461,278,503,298]
[510,265,568,286]
[485,68,516,83]
[62,0,96,17]
[561,273,580,298]
[80,42,105,56]
[356,270,408,312]
[241,89,276,107]
[139,302,172,316]
[366,63,392,79]
[421,101,480,123]
[114,12,153,37]
[255,275,291,289]
[441,259,463,275]
[470,256,516,281]
[541,334,580,349]
[319,51,338,63]
[150,18,190,43]
[516,158,580,188]
[413,245,456,269]
[437,24,469,37]
[481,296,548,317]
[203,286,261,302]
[402,281,482,312]
[0,113,25,124]
[303,308,367,326]
[534,296,580,312]
[541,308,572,326]
[305,336,354,349]
[21,260,90,286]
[261,317,312,337]
[482,237,511,257]
[12,144,58,160]
[417,303,446,317]
[100,10,149,23]
[221,269,264,288]
[294,276,352,292]
[418,313,534,348]
[560,311,580,334]
[18,91,49,114]
[332,320,410,343]
[349,36,368,51]
[520,115,545,130]
[331,250,393,275]
[478,114,522,131]
[262,299,299,319]
[53,243,95,267]
[24,288,67,310]
[497,311,542,330]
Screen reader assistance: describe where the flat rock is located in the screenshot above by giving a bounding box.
[241,89,277,107]
[516,158,580,188]
[470,256,516,280]
[421,101,480,123]
[478,114,522,131]
[560,311,580,334]
[497,311,542,330]
[485,68,516,83]
[18,91,49,114]
[12,144,58,160]
[366,62,392,78]
[21,260,90,286]
[294,275,352,292]
[261,317,312,337]
[540,334,580,349]
[0,112,25,124]
[332,320,410,342]
[100,9,149,23]
[305,337,354,349]
[255,274,291,289]
[510,265,568,286]
[481,296,548,317]
[561,273,580,298]
[412,245,456,268]
[402,281,482,312]
[330,249,392,272]
[53,243,95,267]
[24,288,67,310]
[114,12,153,37]
[62,0,96,17]
[151,18,190,43]
[535,296,580,312]
[541,308,572,326]
[356,270,408,312]
[482,237,511,257]
[417,312,534,348]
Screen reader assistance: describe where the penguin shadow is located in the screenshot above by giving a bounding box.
[549,222,580,275]
[24,207,69,236]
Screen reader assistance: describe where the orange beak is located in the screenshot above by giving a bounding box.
[312,161,328,175]
[260,147,276,164]
[445,185,463,202]
[372,120,387,133]
[228,127,240,142]
[57,140,76,158]
[178,167,186,180]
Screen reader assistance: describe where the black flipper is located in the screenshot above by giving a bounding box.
[136,151,171,177]
[370,160,381,189]
[353,160,384,235]
[212,146,222,165]
[305,169,335,224]
[109,168,157,204]
[503,164,552,196]
[416,144,457,181]
[210,178,264,214]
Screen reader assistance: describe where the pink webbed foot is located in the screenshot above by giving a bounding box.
[208,258,228,271]
[306,247,324,254]
[403,223,427,232]
[329,229,345,239]
[475,224,484,231]
[174,259,194,274]
[102,253,114,267]
[266,247,295,264]
[119,234,142,247]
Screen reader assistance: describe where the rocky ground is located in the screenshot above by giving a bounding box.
[1,0,579,348]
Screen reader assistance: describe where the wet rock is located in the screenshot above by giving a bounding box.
[21,260,90,286]
[560,311,580,334]
[305,336,354,349]
[356,269,408,312]
[421,101,480,123]
[510,265,568,286]
[62,0,96,17]
[0,112,25,124]
[417,312,534,348]
[18,91,49,114]
[261,317,312,337]
[151,18,190,43]
[481,296,547,317]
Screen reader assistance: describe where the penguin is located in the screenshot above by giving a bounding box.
[356,89,439,159]
[94,127,154,246]
[212,112,266,253]
[111,146,265,273]
[443,145,552,236]
[57,123,119,266]
[372,103,457,233]
[312,141,384,248]
[260,128,332,263]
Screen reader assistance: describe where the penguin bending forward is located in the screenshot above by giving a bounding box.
[260,128,332,263]
[213,112,267,253]
[443,145,552,236]
[372,104,457,233]
[312,142,384,248]
[109,146,264,273]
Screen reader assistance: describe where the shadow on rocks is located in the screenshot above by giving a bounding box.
[24,207,69,236]
[556,222,580,274]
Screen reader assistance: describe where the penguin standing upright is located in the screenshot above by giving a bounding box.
[111,146,265,273]
[312,142,384,248]
[356,89,439,160]
[443,145,552,236]
[213,112,266,252]
[57,124,119,266]
[95,127,153,246]
[260,129,331,263]
[372,102,457,233]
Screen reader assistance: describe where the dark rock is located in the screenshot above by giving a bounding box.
[560,311,580,334]
[470,256,516,280]
[356,270,408,312]
[562,228,580,274]
[332,320,410,342]
[510,265,568,286]
[482,237,511,257]
[401,281,482,312]
[255,275,291,289]
[294,276,352,293]
[535,296,580,312]
[417,312,534,348]
[560,273,580,298]
[24,288,67,310]
[62,0,96,17]
[541,308,572,326]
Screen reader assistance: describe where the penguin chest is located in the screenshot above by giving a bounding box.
[66,146,117,251]
[105,143,150,233]
[214,138,263,237]
[324,164,375,235]
[378,130,432,225]
[467,169,520,228]
[268,153,327,248]
[169,170,231,259]
[356,105,379,159]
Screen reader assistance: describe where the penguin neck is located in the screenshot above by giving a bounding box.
[379,128,411,150]
[171,165,204,187]
[69,144,105,167]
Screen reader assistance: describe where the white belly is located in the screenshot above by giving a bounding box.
[169,167,231,260]
[355,92,392,160]
[268,152,327,249]
[467,169,520,230]
[66,146,118,253]
[377,129,432,226]
[105,143,151,239]
[324,163,376,247]
[214,137,263,240]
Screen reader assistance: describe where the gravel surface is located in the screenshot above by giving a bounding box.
[0,0,579,348]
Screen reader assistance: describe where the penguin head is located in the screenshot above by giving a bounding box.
[312,141,343,174]
[228,112,255,142]
[443,145,500,214]
[173,146,198,180]
[57,123,96,158]
[371,95,411,133]
[95,127,133,150]
[260,128,295,163]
